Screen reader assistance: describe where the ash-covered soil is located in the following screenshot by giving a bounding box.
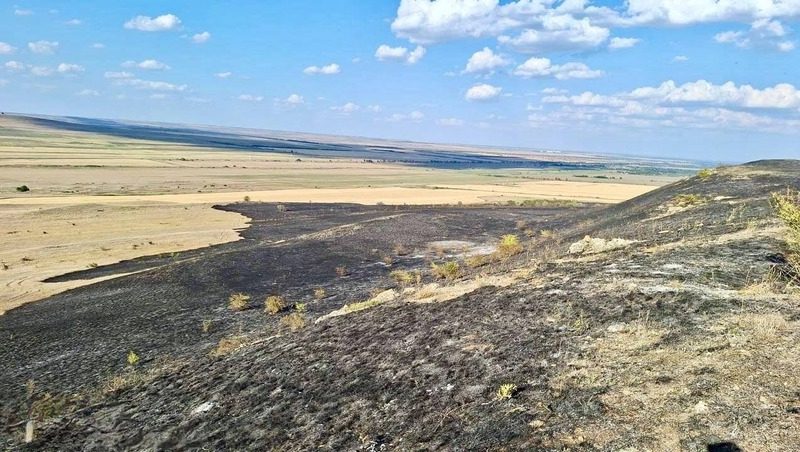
[2,160,800,451]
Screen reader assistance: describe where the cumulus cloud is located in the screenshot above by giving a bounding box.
[437,117,465,126]
[609,37,640,49]
[65,19,82,26]
[303,63,341,75]
[465,83,502,101]
[513,57,603,80]
[192,31,211,44]
[463,47,510,74]
[0,42,15,55]
[123,59,170,70]
[331,102,360,114]
[57,63,84,74]
[387,110,425,122]
[215,71,232,78]
[498,15,610,53]
[374,44,426,64]
[76,89,99,96]
[620,0,800,26]
[672,55,689,62]
[104,71,134,79]
[14,9,33,16]
[714,19,795,51]
[28,40,58,54]
[124,14,181,32]
[30,66,53,77]
[4,61,26,71]
[111,77,187,91]
[237,94,264,102]
[284,93,304,105]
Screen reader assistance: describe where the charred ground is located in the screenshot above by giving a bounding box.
[2,160,799,451]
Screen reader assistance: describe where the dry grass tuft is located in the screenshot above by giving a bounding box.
[264,295,286,315]
[697,168,715,180]
[393,243,409,256]
[431,261,461,280]
[210,335,249,357]
[497,234,523,258]
[335,265,349,277]
[280,312,306,331]
[671,193,706,207]
[390,269,420,285]
[496,383,517,401]
[771,189,800,274]
[228,292,250,311]
[313,287,326,300]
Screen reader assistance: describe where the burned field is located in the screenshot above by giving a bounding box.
[2,160,800,451]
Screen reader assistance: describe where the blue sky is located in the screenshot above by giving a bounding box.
[2,1,800,162]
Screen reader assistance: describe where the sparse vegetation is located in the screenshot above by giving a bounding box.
[264,295,286,315]
[313,288,326,300]
[335,265,349,277]
[126,351,140,366]
[243,195,251,202]
[341,298,383,314]
[16,185,30,192]
[771,189,800,274]
[228,292,251,311]
[201,319,213,333]
[390,269,418,285]
[393,244,409,256]
[280,309,306,331]
[497,234,523,258]
[210,335,248,357]
[276,204,287,213]
[671,193,706,207]
[496,383,517,401]
[431,261,460,280]
[697,168,715,180]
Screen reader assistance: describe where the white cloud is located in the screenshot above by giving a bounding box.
[4,61,26,71]
[463,47,510,74]
[65,19,82,26]
[386,110,425,122]
[0,42,15,54]
[672,55,689,62]
[30,66,53,77]
[0,79,8,87]
[215,71,232,78]
[14,9,33,16]
[57,63,84,74]
[331,102,360,114]
[541,87,567,95]
[238,94,263,102]
[465,83,502,101]
[150,93,167,99]
[367,104,382,113]
[513,57,603,80]
[192,31,211,44]
[104,71,134,79]
[609,37,640,49]
[303,63,341,75]
[76,89,99,96]
[374,44,426,64]
[285,93,304,105]
[620,0,800,26]
[92,43,105,49]
[714,19,795,51]
[124,14,181,32]
[28,40,59,54]
[438,117,465,126]
[123,59,170,70]
[498,15,610,53]
[112,77,188,92]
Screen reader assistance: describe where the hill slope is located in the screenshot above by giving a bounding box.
[2,161,799,450]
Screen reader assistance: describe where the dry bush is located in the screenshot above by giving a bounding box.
[390,269,418,285]
[228,292,250,311]
[313,288,326,300]
[265,295,286,315]
[771,189,800,276]
[201,319,213,333]
[210,336,248,357]
[671,194,706,207]
[276,204,287,212]
[393,244,409,256]
[335,265,349,277]
[281,312,306,331]
[431,261,460,280]
[497,234,523,258]
[103,370,147,394]
[382,255,394,266]
[515,219,528,230]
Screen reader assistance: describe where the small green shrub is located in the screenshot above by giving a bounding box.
[431,261,460,280]
[228,292,250,311]
[390,269,417,285]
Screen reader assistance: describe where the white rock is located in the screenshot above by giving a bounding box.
[192,401,215,415]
